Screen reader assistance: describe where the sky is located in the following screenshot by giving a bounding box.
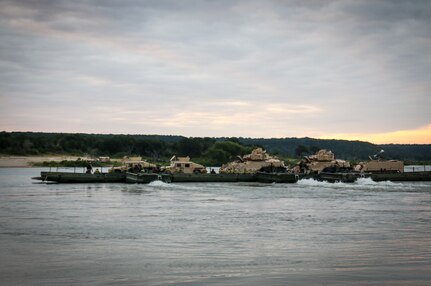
[0,0,430,144]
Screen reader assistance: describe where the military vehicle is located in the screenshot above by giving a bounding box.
[290,149,352,174]
[354,150,404,173]
[109,156,156,173]
[219,148,286,174]
[164,155,207,174]
[356,160,404,173]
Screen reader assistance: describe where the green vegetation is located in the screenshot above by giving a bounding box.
[0,132,182,159]
[197,141,255,166]
[1,132,431,165]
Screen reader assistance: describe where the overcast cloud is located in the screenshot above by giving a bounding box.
[0,0,430,143]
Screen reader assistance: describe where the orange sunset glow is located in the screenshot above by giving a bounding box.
[319,124,431,144]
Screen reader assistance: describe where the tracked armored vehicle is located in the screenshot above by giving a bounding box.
[291,149,352,175]
[219,148,286,174]
[354,150,404,173]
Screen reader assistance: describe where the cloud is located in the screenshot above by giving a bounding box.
[0,0,430,142]
[76,100,323,137]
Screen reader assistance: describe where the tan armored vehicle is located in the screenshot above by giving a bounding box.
[109,156,156,173]
[219,148,286,174]
[290,149,351,174]
[164,155,207,174]
[354,150,404,173]
[355,160,404,173]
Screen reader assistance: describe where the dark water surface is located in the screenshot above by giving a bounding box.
[1,168,431,285]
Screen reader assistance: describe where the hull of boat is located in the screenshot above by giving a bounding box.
[299,172,364,183]
[126,172,299,184]
[255,172,299,183]
[126,172,172,184]
[37,171,126,183]
[171,173,256,183]
[317,172,361,183]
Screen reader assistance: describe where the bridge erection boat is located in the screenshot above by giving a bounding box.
[33,171,126,183]
[32,157,151,183]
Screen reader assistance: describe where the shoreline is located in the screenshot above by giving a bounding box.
[0,155,90,168]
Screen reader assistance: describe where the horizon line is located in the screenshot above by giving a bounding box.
[2,130,430,145]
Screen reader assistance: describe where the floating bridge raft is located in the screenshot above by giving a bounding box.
[32,170,431,184]
[33,171,299,184]
[33,170,431,184]
[369,171,431,182]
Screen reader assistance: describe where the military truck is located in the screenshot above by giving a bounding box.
[164,155,207,174]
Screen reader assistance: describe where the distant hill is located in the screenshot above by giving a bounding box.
[1,132,430,162]
[378,144,431,162]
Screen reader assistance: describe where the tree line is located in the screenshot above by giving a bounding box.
[237,137,431,162]
[1,132,430,164]
[0,132,255,166]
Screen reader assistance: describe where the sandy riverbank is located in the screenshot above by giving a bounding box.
[0,156,91,168]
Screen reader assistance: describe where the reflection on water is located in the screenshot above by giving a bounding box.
[0,168,431,285]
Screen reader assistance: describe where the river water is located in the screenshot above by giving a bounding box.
[1,168,430,285]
